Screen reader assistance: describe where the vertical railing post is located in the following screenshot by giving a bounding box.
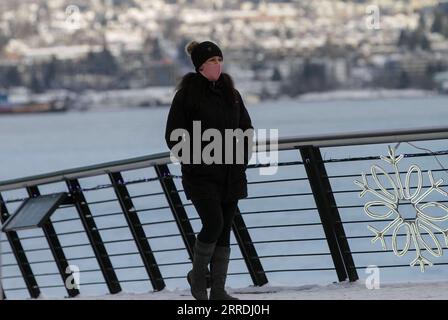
[300,145,358,282]
[232,206,268,286]
[0,192,41,299]
[26,186,80,297]
[155,164,196,259]
[65,179,121,294]
[1,283,5,300]
[109,172,165,291]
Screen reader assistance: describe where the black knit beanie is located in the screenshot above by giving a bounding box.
[187,41,223,72]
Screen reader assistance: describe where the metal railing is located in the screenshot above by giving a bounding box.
[1,125,448,299]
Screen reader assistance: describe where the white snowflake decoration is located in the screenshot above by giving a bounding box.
[354,146,448,272]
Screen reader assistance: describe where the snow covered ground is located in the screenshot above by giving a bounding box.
[33,280,448,300]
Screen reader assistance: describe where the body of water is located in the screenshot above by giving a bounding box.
[1,95,448,298]
[2,95,448,180]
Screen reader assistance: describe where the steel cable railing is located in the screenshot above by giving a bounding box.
[1,126,448,299]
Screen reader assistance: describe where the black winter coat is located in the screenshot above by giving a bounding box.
[165,72,254,201]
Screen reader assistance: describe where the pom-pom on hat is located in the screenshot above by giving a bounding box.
[185,40,223,72]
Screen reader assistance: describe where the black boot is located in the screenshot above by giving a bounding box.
[209,246,239,300]
[187,239,216,300]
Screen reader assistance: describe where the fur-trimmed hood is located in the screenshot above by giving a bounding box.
[175,71,239,109]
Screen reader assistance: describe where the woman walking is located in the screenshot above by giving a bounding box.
[165,40,254,300]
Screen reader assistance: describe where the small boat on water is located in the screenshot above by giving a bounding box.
[0,91,68,114]
[0,101,67,114]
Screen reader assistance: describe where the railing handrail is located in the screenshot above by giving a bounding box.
[1,125,448,191]
[274,125,448,149]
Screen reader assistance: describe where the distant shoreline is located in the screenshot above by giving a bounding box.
[294,89,441,103]
[1,89,445,115]
[241,89,446,106]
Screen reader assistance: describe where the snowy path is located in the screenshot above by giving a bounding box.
[50,281,448,300]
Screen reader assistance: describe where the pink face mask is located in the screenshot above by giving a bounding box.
[199,61,222,81]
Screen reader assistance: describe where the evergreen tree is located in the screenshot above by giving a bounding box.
[85,47,118,75]
[431,11,444,34]
[418,12,427,32]
[151,38,163,60]
[43,56,58,88]
[177,39,191,65]
[397,29,431,51]
[30,68,44,93]
[271,67,282,81]
[421,34,431,51]
[398,30,408,47]
[398,71,410,89]
[5,67,22,87]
